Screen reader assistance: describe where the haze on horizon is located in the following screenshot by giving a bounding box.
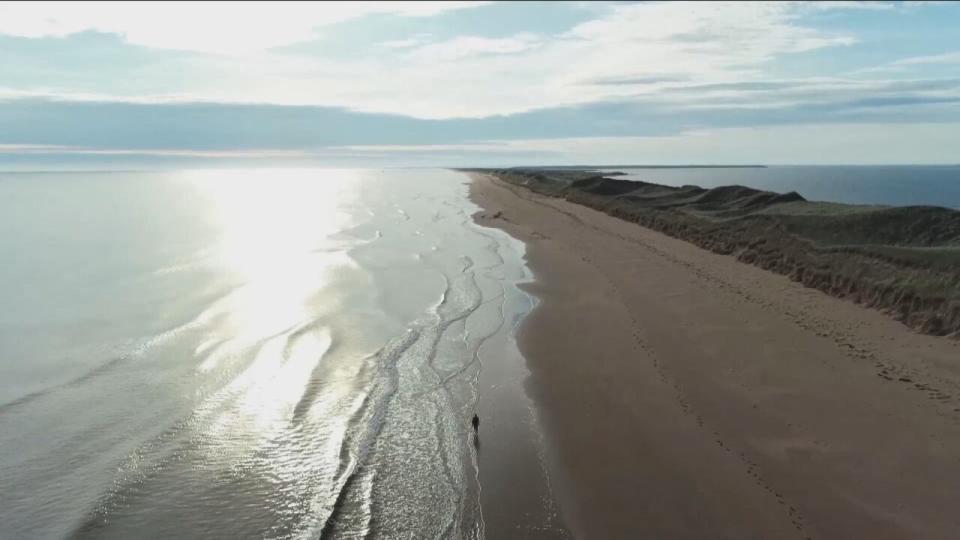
[2,0,960,169]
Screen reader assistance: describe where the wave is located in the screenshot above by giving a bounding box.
[0,298,229,415]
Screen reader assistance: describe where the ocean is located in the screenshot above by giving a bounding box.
[0,168,560,538]
[600,165,960,208]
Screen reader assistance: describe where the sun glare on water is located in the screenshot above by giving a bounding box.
[187,168,360,340]
[177,168,366,452]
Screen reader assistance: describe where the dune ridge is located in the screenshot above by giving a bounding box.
[468,168,960,337]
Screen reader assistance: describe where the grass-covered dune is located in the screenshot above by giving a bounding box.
[470,168,960,337]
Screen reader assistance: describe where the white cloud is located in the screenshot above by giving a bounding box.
[568,2,854,55]
[891,51,960,67]
[337,142,519,153]
[0,144,314,158]
[0,1,863,118]
[0,144,71,151]
[854,50,960,75]
[332,123,955,165]
[804,1,895,10]
[488,123,960,165]
[381,34,434,50]
[0,1,487,54]
[187,1,860,118]
[7,122,959,165]
[407,34,542,62]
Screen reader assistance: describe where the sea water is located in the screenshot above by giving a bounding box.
[0,168,547,538]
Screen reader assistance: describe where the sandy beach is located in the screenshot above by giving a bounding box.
[470,172,960,539]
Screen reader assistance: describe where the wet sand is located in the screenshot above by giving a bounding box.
[469,172,960,539]
[468,219,569,539]
[474,287,568,539]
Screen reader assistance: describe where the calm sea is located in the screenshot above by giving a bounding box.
[0,169,561,538]
[600,166,960,208]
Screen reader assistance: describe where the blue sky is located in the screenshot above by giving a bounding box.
[1,1,960,167]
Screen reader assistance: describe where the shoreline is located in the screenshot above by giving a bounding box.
[467,212,570,539]
[469,172,960,539]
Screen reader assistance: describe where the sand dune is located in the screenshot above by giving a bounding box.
[475,168,960,337]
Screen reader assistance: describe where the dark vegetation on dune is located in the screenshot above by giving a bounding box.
[469,168,960,337]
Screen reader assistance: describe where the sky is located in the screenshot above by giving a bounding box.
[1,0,960,168]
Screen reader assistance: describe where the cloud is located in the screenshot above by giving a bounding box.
[406,123,960,166]
[3,84,959,157]
[0,1,488,54]
[5,123,959,167]
[492,123,960,165]
[406,34,542,62]
[238,2,860,118]
[0,143,312,158]
[0,1,863,118]
[804,1,896,10]
[586,75,690,86]
[2,0,958,167]
[380,34,434,50]
[649,77,960,111]
[890,51,960,67]
[567,2,855,58]
[855,50,960,75]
